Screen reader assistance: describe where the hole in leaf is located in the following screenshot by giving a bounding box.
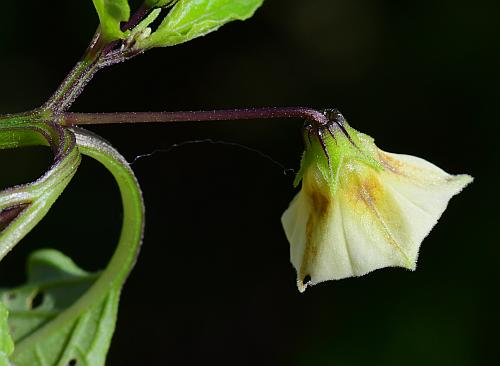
[30,291,44,309]
[0,203,30,232]
[7,292,16,301]
[67,359,77,366]
[303,275,311,285]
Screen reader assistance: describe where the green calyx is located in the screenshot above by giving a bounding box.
[294,120,384,194]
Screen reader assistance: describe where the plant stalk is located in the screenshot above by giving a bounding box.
[61,107,330,126]
[43,30,106,114]
[42,5,153,115]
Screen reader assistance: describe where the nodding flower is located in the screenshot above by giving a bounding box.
[282,110,473,292]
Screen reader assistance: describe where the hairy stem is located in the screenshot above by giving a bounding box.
[61,107,330,126]
[42,5,153,114]
[43,31,106,113]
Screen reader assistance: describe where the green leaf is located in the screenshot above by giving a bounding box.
[0,249,118,366]
[126,8,162,44]
[132,8,162,36]
[0,302,14,366]
[0,250,98,344]
[137,0,264,49]
[92,0,131,41]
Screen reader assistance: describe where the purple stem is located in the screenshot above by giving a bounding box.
[123,4,150,31]
[61,107,329,126]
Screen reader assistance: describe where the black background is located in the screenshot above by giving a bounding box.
[0,0,498,365]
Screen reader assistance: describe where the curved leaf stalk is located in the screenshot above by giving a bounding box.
[0,109,51,126]
[11,128,144,366]
[0,122,81,261]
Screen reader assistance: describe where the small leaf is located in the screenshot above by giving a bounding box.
[137,0,264,49]
[0,302,14,366]
[92,0,131,41]
[126,8,162,45]
[131,8,162,36]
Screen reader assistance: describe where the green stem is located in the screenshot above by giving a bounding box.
[72,127,144,287]
[0,110,51,126]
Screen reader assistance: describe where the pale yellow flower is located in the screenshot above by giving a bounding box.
[281,110,472,292]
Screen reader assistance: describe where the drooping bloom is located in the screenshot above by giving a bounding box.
[281,110,472,292]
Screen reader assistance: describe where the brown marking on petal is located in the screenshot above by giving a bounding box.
[301,187,331,283]
[379,150,447,185]
[305,215,320,258]
[343,169,385,209]
[0,204,30,232]
[358,174,384,205]
[308,187,330,219]
[378,151,404,174]
[359,185,411,263]
[299,214,320,287]
[344,168,411,263]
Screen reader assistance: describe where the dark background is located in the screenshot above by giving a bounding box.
[0,0,498,365]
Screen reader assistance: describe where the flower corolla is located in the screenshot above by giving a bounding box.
[281,111,472,292]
